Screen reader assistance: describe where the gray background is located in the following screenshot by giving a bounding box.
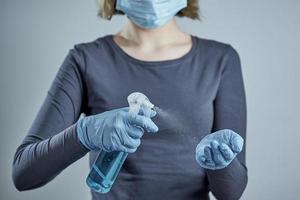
[1,0,299,199]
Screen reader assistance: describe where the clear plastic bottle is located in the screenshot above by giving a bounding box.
[86,92,154,193]
[86,150,128,193]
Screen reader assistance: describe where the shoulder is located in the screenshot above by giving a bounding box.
[193,36,242,74]
[193,35,240,59]
[66,35,112,66]
[71,35,111,55]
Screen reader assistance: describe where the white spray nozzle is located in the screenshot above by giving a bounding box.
[127,92,154,114]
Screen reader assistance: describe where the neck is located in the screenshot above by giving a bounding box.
[116,17,188,49]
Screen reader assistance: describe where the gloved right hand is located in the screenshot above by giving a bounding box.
[76,107,159,153]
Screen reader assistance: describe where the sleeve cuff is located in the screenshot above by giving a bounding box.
[205,157,247,179]
[70,123,91,154]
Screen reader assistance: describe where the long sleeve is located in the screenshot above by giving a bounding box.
[12,44,90,191]
[206,46,248,200]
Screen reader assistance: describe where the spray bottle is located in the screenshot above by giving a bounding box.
[86,92,155,193]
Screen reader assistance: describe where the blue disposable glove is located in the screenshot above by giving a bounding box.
[195,129,244,170]
[76,106,159,153]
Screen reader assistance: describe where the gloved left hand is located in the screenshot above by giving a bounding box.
[195,129,244,170]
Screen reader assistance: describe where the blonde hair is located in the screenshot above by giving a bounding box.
[97,0,201,21]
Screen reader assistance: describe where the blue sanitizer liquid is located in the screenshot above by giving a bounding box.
[86,150,128,193]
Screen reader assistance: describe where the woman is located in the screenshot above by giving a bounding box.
[12,0,248,199]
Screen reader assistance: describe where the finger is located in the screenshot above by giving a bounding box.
[127,125,144,139]
[117,133,140,153]
[204,146,214,167]
[138,106,151,118]
[219,143,234,161]
[149,110,157,118]
[230,134,244,153]
[123,138,141,150]
[198,154,206,163]
[117,145,137,153]
[110,133,123,152]
[118,131,141,150]
[138,106,156,118]
[126,147,138,153]
[210,140,226,165]
[127,113,159,133]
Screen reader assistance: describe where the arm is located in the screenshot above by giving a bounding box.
[12,45,90,191]
[206,46,248,200]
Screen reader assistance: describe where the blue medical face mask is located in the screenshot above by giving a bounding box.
[116,0,188,29]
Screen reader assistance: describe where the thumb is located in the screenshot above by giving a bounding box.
[230,133,244,153]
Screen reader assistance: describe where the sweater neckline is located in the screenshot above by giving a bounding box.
[105,34,199,67]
